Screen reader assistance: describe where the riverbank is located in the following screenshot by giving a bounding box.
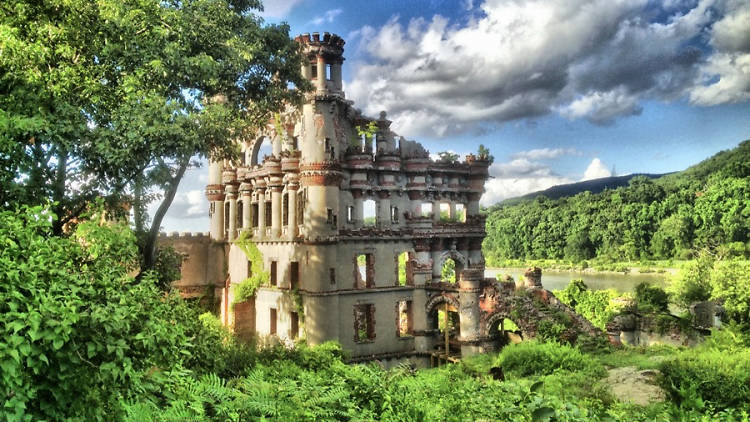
[485,258,683,276]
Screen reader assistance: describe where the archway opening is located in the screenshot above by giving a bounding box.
[249,136,273,166]
[441,258,457,283]
[488,316,524,348]
[397,251,411,286]
[428,301,461,356]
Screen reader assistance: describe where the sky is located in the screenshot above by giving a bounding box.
[158,0,750,233]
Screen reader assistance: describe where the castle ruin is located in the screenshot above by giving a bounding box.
[166,32,499,362]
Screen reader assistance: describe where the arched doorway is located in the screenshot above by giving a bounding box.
[486,313,525,348]
[426,294,461,358]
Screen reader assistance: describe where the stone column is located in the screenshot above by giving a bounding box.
[431,238,444,283]
[459,268,484,356]
[227,191,237,241]
[332,61,343,92]
[449,201,457,221]
[257,188,266,238]
[241,184,251,233]
[288,184,298,239]
[316,55,326,92]
[467,193,481,217]
[377,192,391,228]
[271,186,282,238]
[352,190,364,228]
[432,198,440,222]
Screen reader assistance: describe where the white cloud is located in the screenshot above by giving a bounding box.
[260,0,305,18]
[347,0,750,136]
[689,0,750,105]
[512,148,582,160]
[582,158,613,181]
[309,8,343,26]
[481,175,573,205]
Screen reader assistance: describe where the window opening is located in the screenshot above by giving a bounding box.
[330,267,336,285]
[397,301,413,337]
[439,203,450,221]
[252,203,259,227]
[290,261,299,290]
[355,254,374,288]
[290,312,299,339]
[326,63,332,80]
[397,252,411,286]
[347,206,354,223]
[269,308,277,335]
[456,203,466,222]
[391,206,399,223]
[311,63,318,79]
[326,208,334,225]
[354,304,375,342]
[420,202,433,218]
[283,193,289,226]
[363,199,376,226]
[264,202,271,227]
[270,261,277,286]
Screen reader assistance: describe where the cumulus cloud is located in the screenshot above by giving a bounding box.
[480,156,573,205]
[347,0,750,136]
[582,158,613,181]
[689,0,750,105]
[309,8,343,26]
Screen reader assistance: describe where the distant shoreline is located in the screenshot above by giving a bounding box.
[486,266,679,276]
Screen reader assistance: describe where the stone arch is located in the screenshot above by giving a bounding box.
[437,250,467,270]
[248,136,274,166]
[425,293,460,315]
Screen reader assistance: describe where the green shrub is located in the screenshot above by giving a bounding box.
[497,341,603,378]
[635,282,670,313]
[659,348,750,412]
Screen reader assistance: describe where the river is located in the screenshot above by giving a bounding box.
[485,268,668,293]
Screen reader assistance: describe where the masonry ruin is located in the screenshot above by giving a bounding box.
[163,32,570,363]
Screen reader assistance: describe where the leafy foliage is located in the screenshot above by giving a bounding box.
[555,280,622,329]
[497,341,603,378]
[634,282,669,313]
[484,141,750,264]
[233,231,270,303]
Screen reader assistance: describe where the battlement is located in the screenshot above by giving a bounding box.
[158,231,210,238]
[294,32,345,50]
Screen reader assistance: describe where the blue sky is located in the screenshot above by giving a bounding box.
[160,0,750,232]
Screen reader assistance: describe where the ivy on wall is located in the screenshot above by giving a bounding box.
[232,231,270,304]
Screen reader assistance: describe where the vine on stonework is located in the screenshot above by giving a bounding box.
[233,231,270,304]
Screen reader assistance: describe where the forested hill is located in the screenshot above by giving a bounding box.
[500,173,669,206]
[483,140,750,264]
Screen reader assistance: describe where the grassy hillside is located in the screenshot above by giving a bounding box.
[483,141,750,265]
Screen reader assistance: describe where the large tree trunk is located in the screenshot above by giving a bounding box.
[140,157,189,275]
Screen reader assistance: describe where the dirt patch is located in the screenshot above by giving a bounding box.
[607,366,665,406]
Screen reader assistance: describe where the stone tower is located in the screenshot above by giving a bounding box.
[204,32,493,362]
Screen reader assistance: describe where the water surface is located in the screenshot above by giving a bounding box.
[485,268,667,293]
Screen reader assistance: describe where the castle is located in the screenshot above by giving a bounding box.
[163,32,496,363]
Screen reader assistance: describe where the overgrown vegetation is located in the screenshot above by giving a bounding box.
[233,231,271,303]
[484,141,750,265]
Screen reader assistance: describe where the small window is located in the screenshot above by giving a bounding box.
[330,267,336,285]
[326,208,334,224]
[397,300,413,337]
[397,252,411,286]
[326,63,332,80]
[292,136,299,151]
[264,202,272,227]
[237,201,243,229]
[354,304,375,342]
[283,193,289,226]
[290,261,299,290]
[311,64,318,79]
[270,261,277,286]
[347,206,354,223]
[363,199,376,226]
[324,137,330,151]
[252,203,259,227]
[290,312,299,339]
[270,308,277,335]
[391,206,399,223]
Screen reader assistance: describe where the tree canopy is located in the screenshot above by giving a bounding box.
[1,0,311,272]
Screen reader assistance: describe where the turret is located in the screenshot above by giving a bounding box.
[294,32,345,96]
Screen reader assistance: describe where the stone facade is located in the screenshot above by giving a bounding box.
[166,32,494,360]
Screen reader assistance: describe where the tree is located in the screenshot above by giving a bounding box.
[1,0,311,274]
